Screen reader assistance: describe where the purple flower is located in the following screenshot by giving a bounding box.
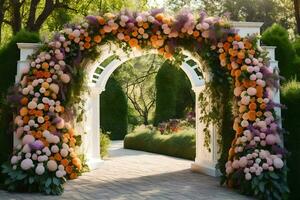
[30,140,44,150]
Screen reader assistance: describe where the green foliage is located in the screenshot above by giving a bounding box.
[154,60,194,125]
[1,163,65,195]
[100,77,128,140]
[124,126,195,160]
[154,60,177,125]
[0,30,40,95]
[281,80,300,200]
[261,24,297,80]
[0,30,40,170]
[100,131,111,158]
[174,69,195,118]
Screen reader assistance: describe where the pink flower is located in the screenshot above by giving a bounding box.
[266,134,276,145]
[22,135,35,145]
[273,157,284,169]
[247,87,257,96]
[47,160,58,171]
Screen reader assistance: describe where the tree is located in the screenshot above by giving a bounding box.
[261,24,297,80]
[115,54,162,125]
[294,0,300,33]
[100,77,128,140]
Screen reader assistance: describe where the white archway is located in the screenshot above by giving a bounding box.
[15,21,280,177]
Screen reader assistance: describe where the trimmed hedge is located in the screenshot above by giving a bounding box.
[261,24,297,80]
[100,77,128,140]
[154,60,178,125]
[154,60,194,125]
[124,127,195,160]
[281,80,300,200]
[0,30,40,165]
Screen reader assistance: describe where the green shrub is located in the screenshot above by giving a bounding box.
[281,80,300,200]
[100,77,128,140]
[154,60,194,125]
[261,24,296,80]
[0,30,40,166]
[100,131,111,158]
[124,125,195,160]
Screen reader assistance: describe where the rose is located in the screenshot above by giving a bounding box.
[273,157,284,169]
[22,135,35,145]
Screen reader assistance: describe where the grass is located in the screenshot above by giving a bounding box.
[124,126,195,160]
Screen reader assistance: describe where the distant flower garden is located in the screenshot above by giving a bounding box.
[1,9,288,199]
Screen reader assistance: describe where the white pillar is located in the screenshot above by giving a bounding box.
[261,46,281,124]
[14,43,41,147]
[83,88,103,170]
[191,86,219,176]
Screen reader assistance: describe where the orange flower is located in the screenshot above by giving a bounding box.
[234,34,241,41]
[66,165,73,174]
[54,153,62,161]
[223,42,231,51]
[227,36,234,42]
[234,70,241,77]
[164,52,172,59]
[193,31,200,38]
[84,42,91,49]
[97,16,105,25]
[61,159,69,167]
[248,111,256,121]
[132,31,138,37]
[155,13,164,21]
[93,35,102,43]
[20,97,28,105]
[70,173,78,179]
[249,102,257,110]
[256,86,263,98]
[143,23,149,29]
[237,51,245,59]
[124,35,130,42]
[42,62,49,69]
[85,36,91,42]
[23,116,29,124]
[20,107,28,116]
[128,38,138,47]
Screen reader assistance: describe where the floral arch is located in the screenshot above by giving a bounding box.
[2,10,288,199]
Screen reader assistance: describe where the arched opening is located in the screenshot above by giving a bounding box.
[81,44,220,175]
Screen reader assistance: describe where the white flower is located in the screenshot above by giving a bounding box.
[60,149,68,157]
[35,165,45,175]
[273,157,284,169]
[20,158,33,170]
[28,101,37,109]
[55,170,64,178]
[11,156,18,164]
[245,173,252,180]
[47,160,58,171]
[60,74,70,83]
[49,83,59,94]
[51,145,59,153]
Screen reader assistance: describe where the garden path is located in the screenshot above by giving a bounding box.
[0,141,252,200]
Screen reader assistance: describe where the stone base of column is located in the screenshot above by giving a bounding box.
[86,157,104,170]
[191,162,220,177]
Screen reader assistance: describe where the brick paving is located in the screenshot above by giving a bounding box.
[0,141,252,200]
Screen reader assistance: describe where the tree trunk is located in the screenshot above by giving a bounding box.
[143,113,149,125]
[294,0,300,33]
[10,0,22,34]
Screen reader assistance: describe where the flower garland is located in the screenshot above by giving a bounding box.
[1,9,288,198]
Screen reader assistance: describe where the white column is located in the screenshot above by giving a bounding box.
[261,46,281,125]
[14,43,41,147]
[191,86,219,176]
[84,88,103,170]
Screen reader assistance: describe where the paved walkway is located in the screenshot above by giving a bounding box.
[0,141,251,200]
